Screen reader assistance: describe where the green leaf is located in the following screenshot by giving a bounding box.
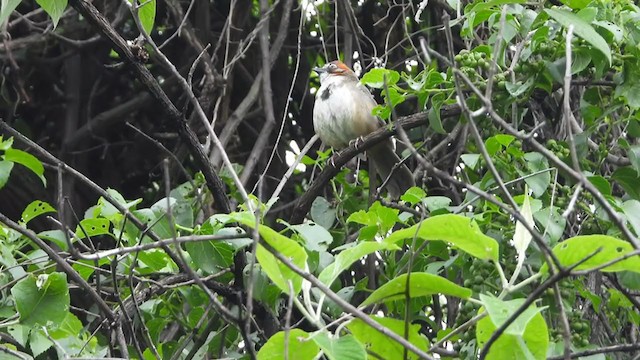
[318,241,399,286]
[0,160,13,189]
[588,175,612,196]
[223,212,307,294]
[311,196,336,229]
[360,272,472,306]
[629,146,640,176]
[186,240,234,274]
[38,230,68,251]
[401,187,426,206]
[613,167,640,200]
[428,93,446,134]
[11,273,70,326]
[4,148,46,186]
[74,218,112,239]
[348,316,428,360]
[311,332,366,360]
[385,214,500,262]
[540,235,640,274]
[360,68,400,88]
[480,295,546,336]
[622,200,640,237]
[522,152,550,197]
[290,222,333,252]
[0,0,21,27]
[533,206,565,245]
[21,200,56,225]
[476,298,548,360]
[545,8,611,65]
[35,0,68,29]
[136,0,156,34]
[257,329,319,360]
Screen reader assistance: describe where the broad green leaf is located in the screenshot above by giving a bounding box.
[0,0,21,27]
[479,295,546,336]
[35,0,68,29]
[257,329,319,360]
[360,68,400,88]
[318,241,399,286]
[38,230,68,251]
[186,240,234,274]
[255,225,307,295]
[311,196,336,229]
[629,146,640,176]
[4,148,46,186]
[522,152,550,197]
[290,222,333,252]
[29,328,53,357]
[21,200,56,225]
[612,167,640,200]
[588,175,612,196]
[311,332,366,360]
[11,272,70,326]
[540,235,640,274]
[385,214,499,262]
[74,218,112,239]
[533,206,565,245]
[476,300,548,360]
[348,316,428,360]
[545,8,611,65]
[360,272,472,306]
[0,160,13,189]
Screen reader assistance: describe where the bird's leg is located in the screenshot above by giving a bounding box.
[348,136,367,150]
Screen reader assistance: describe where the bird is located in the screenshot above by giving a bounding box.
[312,60,415,198]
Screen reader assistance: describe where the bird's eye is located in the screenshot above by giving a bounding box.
[328,63,337,69]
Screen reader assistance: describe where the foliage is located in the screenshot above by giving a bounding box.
[1,0,640,359]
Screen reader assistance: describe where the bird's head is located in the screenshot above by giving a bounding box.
[313,60,357,84]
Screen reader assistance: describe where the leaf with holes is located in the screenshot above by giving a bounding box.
[540,235,640,274]
[74,218,112,239]
[21,200,56,225]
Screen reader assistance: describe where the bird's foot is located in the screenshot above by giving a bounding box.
[349,136,366,150]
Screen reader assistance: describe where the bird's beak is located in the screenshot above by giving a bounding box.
[313,67,326,74]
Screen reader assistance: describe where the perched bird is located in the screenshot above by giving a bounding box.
[312,60,415,198]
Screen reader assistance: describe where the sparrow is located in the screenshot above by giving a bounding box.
[312,60,415,198]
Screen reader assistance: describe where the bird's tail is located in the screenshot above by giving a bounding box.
[368,141,415,198]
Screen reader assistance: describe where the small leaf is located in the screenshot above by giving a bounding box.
[540,235,640,274]
[11,273,70,326]
[480,294,546,336]
[360,272,472,306]
[186,241,234,273]
[512,194,534,264]
[0,160,13,189]
[318,242,399,286]
[257,329,319,360]
[612,167,640,200]
[428,93,446,134]
[311,332,366,360]
[21,200,56,225]
[4,148,46,186]
[545,8,611,65]
[400,186,426,206]
[35,0,68,29]
[135,0,156,34]
[360,68,400,88]
[385,214,500,262]
[622,200,640,236]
